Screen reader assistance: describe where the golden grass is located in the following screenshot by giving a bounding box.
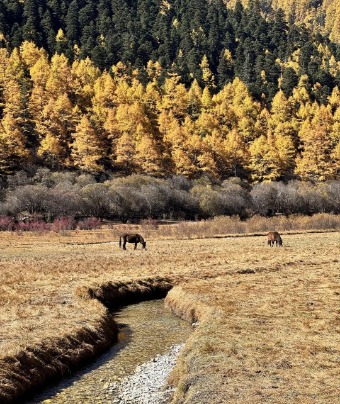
[0,222,338,402]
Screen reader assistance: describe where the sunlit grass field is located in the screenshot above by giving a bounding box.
[0,222,338,402]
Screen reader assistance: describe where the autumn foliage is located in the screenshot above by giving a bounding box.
[0,42,339,183]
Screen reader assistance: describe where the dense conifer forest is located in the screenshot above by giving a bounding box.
[0,0,339,195]
[1,0,340,98]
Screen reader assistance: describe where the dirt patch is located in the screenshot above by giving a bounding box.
[87,276,173,309]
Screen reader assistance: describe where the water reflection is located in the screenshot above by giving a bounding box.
[27,299,192,403]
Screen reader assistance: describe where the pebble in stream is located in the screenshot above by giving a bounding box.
[27,300,192,403]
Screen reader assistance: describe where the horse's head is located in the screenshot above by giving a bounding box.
[142,241,147,249]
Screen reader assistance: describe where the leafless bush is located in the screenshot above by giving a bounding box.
[5,185,50,215]
[15,220,51,232]
[80,183,112,217]
[250,183,279,216]
[0,172,339,222]
[0,215,15,231]
[51,217,77,232]
[110,187,149,222]
[77,217,102,230]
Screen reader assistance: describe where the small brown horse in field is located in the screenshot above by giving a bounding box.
[267,231,283,247]
[119,233,147,250]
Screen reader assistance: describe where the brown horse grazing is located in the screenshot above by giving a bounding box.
[267,231,283,247]
[119,233,147,250]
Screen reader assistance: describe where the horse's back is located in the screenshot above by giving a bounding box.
[120,233,140,242]
[267,231,282,246]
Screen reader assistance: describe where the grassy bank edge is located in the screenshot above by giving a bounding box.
[0,277,173,403]
[165,286,221,403]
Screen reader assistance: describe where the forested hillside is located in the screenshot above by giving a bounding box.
[228,1,340,42]
[1,0,340,95]
[0,0,339,183]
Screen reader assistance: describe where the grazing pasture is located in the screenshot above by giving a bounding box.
[0,225,338,402]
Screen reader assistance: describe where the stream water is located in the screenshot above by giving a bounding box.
[27,299,192,403]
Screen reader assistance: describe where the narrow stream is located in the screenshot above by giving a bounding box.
[27,299,192,403]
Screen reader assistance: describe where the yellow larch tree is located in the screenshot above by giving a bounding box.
[223,129,250,178]
[46,53,72,98]
[197,149,219,179]
[106,101,154,169]
[171,146,197,177]
[28,53,51,121]
[0,113,30,173]
[20,41,47,70]
[328,86,340,112]
[2,48,30,127]
[92,71,116,124]
[330,141,340,178]
[36,94,76,168]
[115,132,137,174]
[200,55,216,90]
[247,130,295,182]
[5,48,26,83]
[144,81,161,116]
[248,135,271,182]
[158,109,179,138]
[270,89,298,149]
[163,118,196,177]
[114,78,131,105]
[291,75,314,125]
[159,72,187,121]
[127,77,145,103]
[231,78,259,141]
[2,78,24,120]
[146,60,163,82]
[331,106,340,144]
[71,115,105,173]
[187,79,202,120]
[295,105,336,181]
[71,57,100,111]
[135,133,163,176]
[254,108,271,138]
[211,84,236,131]
[204,130,227,176]
[201,87,212,111]
[196,110,220,138]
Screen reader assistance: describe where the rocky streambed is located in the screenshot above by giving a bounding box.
[109,344,184,404]
[27,300,192,403]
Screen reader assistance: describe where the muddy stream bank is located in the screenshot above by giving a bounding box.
[26,299,193,403]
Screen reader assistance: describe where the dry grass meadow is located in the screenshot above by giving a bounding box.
[0,216,339,402]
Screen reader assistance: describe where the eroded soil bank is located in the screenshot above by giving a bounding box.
[0,277,174,403]
[27,300,193,403]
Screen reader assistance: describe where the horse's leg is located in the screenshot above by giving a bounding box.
[123,239,127,250]
[134,242,137,250]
